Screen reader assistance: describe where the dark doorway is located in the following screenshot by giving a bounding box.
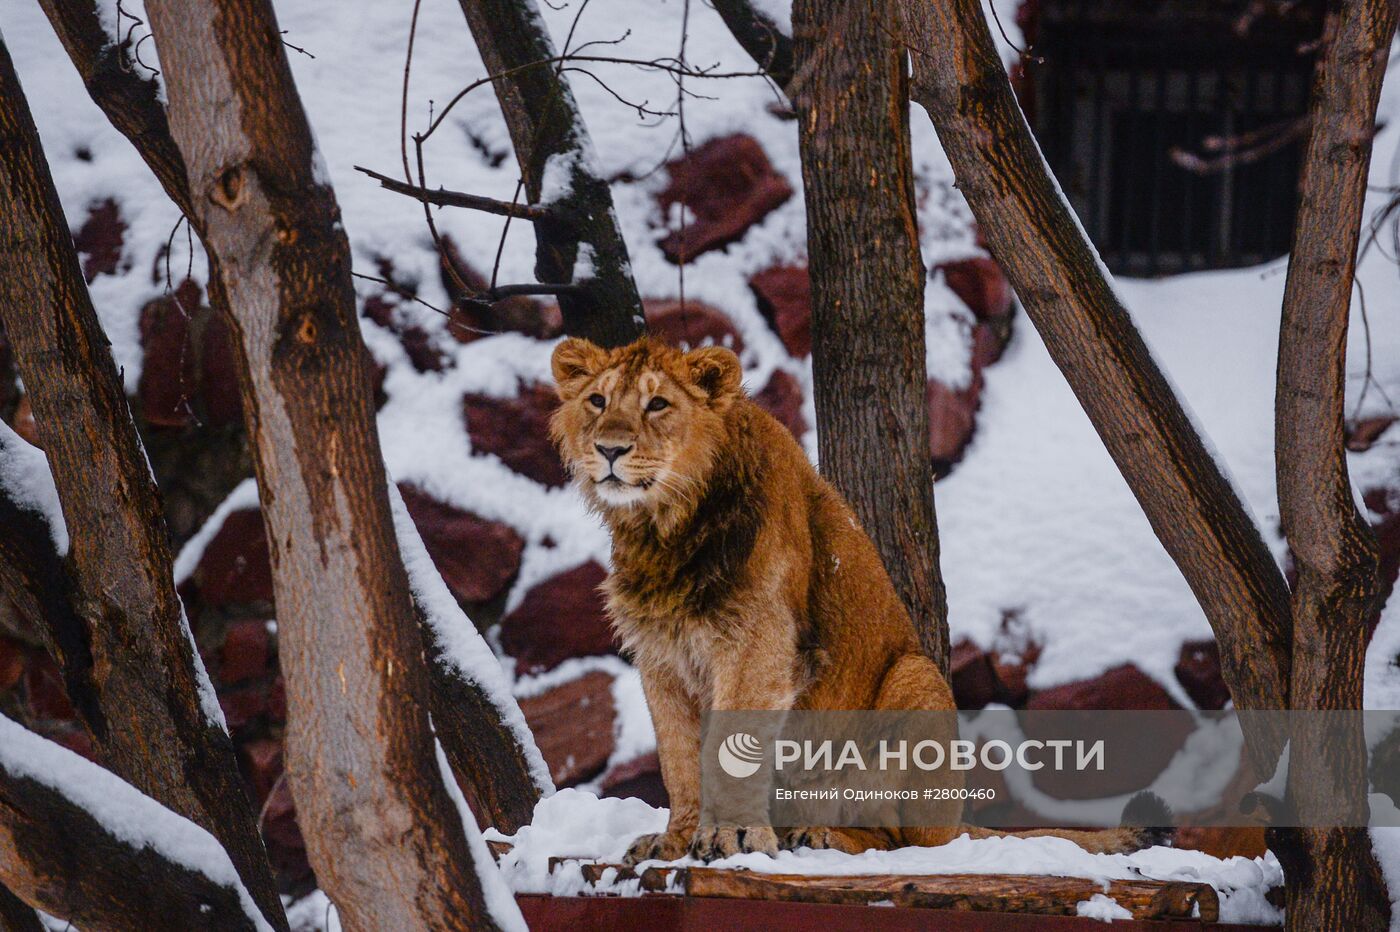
[1026,0,1324,276]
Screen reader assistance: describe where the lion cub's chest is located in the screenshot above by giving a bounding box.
[609,603,722,705]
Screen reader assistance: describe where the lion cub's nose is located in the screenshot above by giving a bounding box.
[595,444,633,465]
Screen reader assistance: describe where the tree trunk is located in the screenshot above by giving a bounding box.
[455,0,645,348]
[40,0,548,835]
[142,2,503,927]
[0,714,267,932]
[896,0,1294,733]
[710,0,795,93]
[0,883,42,932]
[790,0,951,674]
[1273,1,1397,928]
[0,38,286,932]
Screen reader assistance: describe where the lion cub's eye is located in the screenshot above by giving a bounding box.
[646,396,670,413]
[588,393,606,410]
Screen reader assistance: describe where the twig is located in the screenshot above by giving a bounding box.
[354,166,552,220]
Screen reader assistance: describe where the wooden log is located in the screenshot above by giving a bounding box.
[562,862,1220,922]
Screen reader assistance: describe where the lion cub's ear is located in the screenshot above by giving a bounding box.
[686,346,742,406]
[552,338,606,399]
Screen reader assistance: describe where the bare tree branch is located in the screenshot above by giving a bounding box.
[1273,0,1398,927]
[895,0,1294,753]
[356,164,552,220]
[454,0,646,347]
[0,36,287,932]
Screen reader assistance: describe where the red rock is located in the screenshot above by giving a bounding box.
[73,198,127,282]
[398,484,524,605]
[753,370,807,440]
[0,638,24,692]
[518,670,617,787]
[991,644,1040,708]
[218,685,268,731]
[138,281,204,428]
[260,776,312,886]
[1348,416,1398,452]
[749,265,811,357]
[601,752,669,809]
[439,236,563,343]
[11,395,38,447]
[192,509,274,608]
[938,256,1013,322]
[238,737,284,807]
[268,676,287,723]
[1027,666,1191,800]
[644,300,745,353]
[971,319,1008,370]
[657,134,793,263]
[1174,640,1230,711]
[47,725,96,762]
[1365,488,1400,635]
[24,655,74,721]
[950,640,999,710]
[1027,664,1180,711]
[220,619,271,685]
[137,281,243,429]
[927,377,981,472]
[463,383,568,488]
[199,313,244,428]
[499,561,614,673]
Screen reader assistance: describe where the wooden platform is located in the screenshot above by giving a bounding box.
[513,858,1278,929]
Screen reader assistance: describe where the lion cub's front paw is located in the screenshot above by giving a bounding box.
[781,826,866,854]
[622,830,691,865]
[688,826,779,861]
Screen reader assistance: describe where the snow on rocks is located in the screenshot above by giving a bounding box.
[655,134,794,264]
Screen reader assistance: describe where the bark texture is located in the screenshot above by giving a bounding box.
[0,37,286,932]
[0,883,42,932]
[141,1,496,928]
[711,0,796,93]
[791,0,950,673]
[455,0,645,347]
[41,0,546,834]
[1273,1,1397,928]
[897,0,1293,729]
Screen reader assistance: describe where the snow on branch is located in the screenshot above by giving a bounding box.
[0,713,276,931]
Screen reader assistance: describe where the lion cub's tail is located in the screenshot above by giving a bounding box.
[946,791,1175,855]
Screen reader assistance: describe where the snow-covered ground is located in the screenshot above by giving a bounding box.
[8,0,1400,925]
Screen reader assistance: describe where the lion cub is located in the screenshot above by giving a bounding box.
[550,337,1155,863]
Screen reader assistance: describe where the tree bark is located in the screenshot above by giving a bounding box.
[790,0,950,673]
[896,0,1294,730]
[710,0,795,94]
[455,0,645,348]
[0,38,286,932]
[0,883,42,932]
[40,0,548,835]
[0,715,266,932]
[142,2,503,927]
[1273,1,1397,928]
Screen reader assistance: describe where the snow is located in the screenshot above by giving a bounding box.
[172,477,260,584]
[0,712,275,931]
[389,482,554,797]
[434,741,529,931]
[490,788,1284,925]
[0,420,69,555]
[7,0,1400,920]
[1076,893,1134,922]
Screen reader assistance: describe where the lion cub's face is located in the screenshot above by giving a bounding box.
[549,337,741,512]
